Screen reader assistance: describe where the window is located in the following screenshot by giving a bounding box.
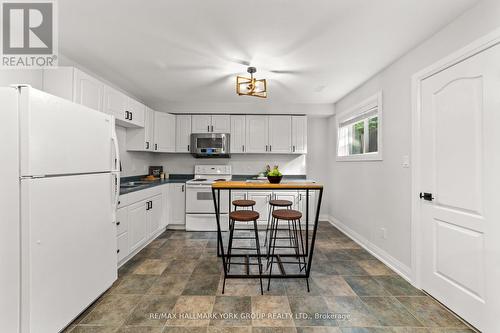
[337,92,382,161]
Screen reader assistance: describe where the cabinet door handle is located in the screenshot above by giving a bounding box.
[117,249,120,253]
[150,200,153,209]
[293,145,295,152]
[146,142,149,149]
[211,125,214,132]
[130,112,133,121]
[182,185,185,192]
[207,125,210,132]
[155,143,158,150]
[125,111,129,120]
[187,144,190,152]
[269,145,272,152]
[116,221,121,226]
[242,145,244,152]
[265,145,268,152]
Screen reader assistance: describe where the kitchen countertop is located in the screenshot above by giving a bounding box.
[119,174,310,195]
[119,174,191,195]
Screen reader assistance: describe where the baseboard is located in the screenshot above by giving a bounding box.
[325,215,413,283]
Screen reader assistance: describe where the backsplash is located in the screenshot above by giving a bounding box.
[152,153,306,175]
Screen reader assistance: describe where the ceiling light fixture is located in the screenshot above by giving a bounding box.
[236,66,267,98]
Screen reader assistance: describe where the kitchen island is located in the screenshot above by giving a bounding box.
[212,181,323,293]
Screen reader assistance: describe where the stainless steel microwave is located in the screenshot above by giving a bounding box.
[190,133,230,158]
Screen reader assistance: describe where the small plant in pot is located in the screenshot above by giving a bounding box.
[266,165,283,184]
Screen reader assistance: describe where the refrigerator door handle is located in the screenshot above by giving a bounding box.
[111,125,120,173]
[111,173,119,222]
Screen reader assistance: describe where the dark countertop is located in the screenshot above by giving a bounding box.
[119,174,191,195]
[119,174,308,195]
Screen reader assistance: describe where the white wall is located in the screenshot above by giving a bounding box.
[327,0,500,278]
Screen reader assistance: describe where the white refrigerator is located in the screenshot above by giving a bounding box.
[0,86,120,333]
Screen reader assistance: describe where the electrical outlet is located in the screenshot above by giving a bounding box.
[380,228,387,239]
[402,155,410,168]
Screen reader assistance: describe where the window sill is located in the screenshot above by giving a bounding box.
[336,153,382,162]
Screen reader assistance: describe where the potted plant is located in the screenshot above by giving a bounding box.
[266,165,283,184]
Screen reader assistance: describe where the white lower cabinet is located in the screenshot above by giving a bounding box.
[117,233,129,262]
[247,191,273,222]
[298,191,317,226]
[128,200,149,253]
[169,183,186,227]
[116,184,173,266]
[149,194,163,235]
[231,190,316,226]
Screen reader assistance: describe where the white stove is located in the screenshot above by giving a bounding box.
[185,165,232,231]
[186,165,232,186]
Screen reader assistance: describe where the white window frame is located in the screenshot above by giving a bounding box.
[336,92,383,161]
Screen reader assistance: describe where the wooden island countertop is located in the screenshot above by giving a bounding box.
[212,180,323,190]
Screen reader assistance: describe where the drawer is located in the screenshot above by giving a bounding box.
[117,232,128,262]
[116,207,128,235]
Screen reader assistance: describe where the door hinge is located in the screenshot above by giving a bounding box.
[419,192,434,201]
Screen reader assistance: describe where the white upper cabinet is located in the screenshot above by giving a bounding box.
[104,84,146,129]
[74,69,104,112]
[125,97,145,128]
[44,67,146,128]
[176,115,192,152]
[245,115,269,153]
[192,115,231,133]
[126,108,154,151]
[268,115,292,153]
[230,115,246,153]
[292,116,307,154]
[44,67,104,111]
[154,112,176,152]
[103,85,128,124]
[211,115,231,133]
[192,115,212,133]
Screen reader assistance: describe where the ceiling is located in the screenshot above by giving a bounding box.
[59,0,478,108]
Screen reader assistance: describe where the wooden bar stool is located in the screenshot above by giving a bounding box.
[264,199,293,258]
[267,209,308,291]
[225,209,263,295]
[232,199,256,210]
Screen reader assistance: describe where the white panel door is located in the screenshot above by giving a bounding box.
[192,115,211,133]
[149,194,163,236]
[21,173,116,333]
[103,85,128,123]
[154,112,176,152]
[247,191,273,222]
[73,69,104,112]
[269,115,292,153]
[128,200,148,252]
[176,115,192,152]
[19,87,113,176]
[230,115,246,153]
[211,115,231,133]
[245,115,268,153]
[420,44,500,332]
[292,116,307,154]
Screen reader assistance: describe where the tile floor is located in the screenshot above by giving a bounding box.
[65,222,476,333]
